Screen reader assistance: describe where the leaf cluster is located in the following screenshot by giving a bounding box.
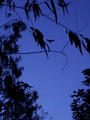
[82,69,90,86]
[71,69,90,120]
[31,27,50,57]
[0,20,52,120]
[1,0,90,56]
[68,31,90,55]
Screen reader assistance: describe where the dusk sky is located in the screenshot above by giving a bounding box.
[11,0,90,120]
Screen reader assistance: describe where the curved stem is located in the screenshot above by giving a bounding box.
[5,50,68,72]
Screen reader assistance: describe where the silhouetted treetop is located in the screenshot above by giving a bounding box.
[71,69,90,120]
[0,14,54,119]
[82,69,90,86]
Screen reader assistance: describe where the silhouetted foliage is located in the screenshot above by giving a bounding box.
[82,69,90,86]
[0,0,90,120]
[57,0,71,14]
[80,35,90,54]
[68,31,82,54]
[0,80,48,120]
[0,20,51,120]
[30,27,50,57]
[0,0,89,56]
[71,69,90,120]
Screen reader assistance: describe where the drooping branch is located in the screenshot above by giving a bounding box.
[0,2,70,30]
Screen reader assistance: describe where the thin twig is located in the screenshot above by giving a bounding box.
[4,50,68,72]
[61,41,70,52]
[0,3,25,10]
[78,20,88,33]
[0,3,70,31]
[41,13,69,30]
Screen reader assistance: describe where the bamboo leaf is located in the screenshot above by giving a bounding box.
[25,2,29,19]
[69,31,82,54]
[32,1,42,21]
[82,37,90,54]
[50,0,57,23]
[31,27,50,57]
[58,0,71,14]
[44,1,53,13]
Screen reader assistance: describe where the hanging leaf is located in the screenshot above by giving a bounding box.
[69,31,82,54]
[50,0,57,23]
[25,0,32,19]
[81,35,90,54]
[31,27,50,57]
[58,0,71,14]
[44,0,57,23]
[25,2,29,19]
[32,1,42,21]
[44,1,53,13]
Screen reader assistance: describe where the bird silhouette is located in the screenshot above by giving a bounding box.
[46,39,55,43]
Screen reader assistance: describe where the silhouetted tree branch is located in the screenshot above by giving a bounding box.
[0,0,90,55]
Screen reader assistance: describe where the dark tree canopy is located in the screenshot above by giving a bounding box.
[71,69,90,120]
[0,19,51,120]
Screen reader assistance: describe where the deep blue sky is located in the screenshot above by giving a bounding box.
[15,0,90,120]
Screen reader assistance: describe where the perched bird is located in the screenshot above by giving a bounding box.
[46,39,55,43]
